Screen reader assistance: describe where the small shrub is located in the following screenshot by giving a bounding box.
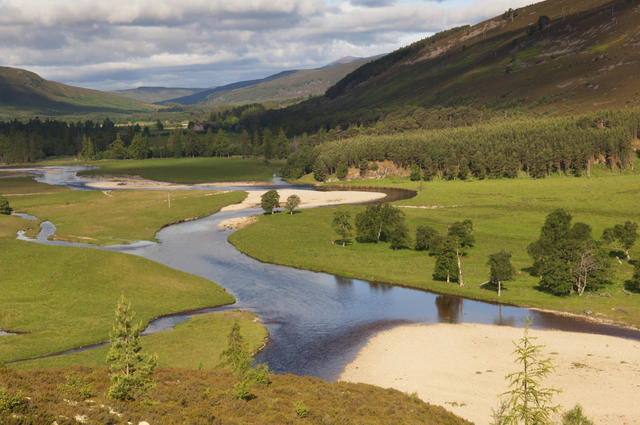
[0,197,12,215]
[562,404,594,425]
[58,374,95,401]
[0,387,26,414]
[294,401,309,418]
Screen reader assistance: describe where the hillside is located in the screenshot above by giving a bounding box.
[160,56,373,106]
[112,86,203,103]
[204,57,374,105]
[0,67,156,118]
[0,367,471,425]
[267,0,640,133]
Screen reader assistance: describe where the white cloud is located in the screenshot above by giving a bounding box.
[0,0,533,89]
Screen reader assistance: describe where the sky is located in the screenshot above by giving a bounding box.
[0,0,532,91]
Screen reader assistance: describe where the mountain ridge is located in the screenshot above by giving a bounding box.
[266,0,640,133]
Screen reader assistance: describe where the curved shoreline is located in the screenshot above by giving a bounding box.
[228,234,640,336]
[340,322,640,425]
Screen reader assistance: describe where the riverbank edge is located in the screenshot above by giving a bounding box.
[13,191,249,247]
[228,229,640,333]
[6,300,238,365]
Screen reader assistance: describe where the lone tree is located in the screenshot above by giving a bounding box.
[433,238,458,284]
[495,320,560,425]
[0,196,12,215]
[488,251,515,297]
[106,295,157,401]
[285,194,301,215]
[528,209,610,295]
[602,221,638,261]
[260,190,280,214]
[447,220,475,287]
[332,210,353,247]
[355,203,406,244]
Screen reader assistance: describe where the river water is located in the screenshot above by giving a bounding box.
[8,166,640,379]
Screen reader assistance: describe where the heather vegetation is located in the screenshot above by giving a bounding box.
[0,367,471,425]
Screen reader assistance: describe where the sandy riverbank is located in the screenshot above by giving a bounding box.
[340,323,640,425]
[220,189,386,212]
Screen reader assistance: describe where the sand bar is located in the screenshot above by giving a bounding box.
[220,189,386,212]
[340,323,640,425]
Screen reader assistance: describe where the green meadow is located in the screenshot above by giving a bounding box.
[78,157,285,184]
[11,310,268,370]
[0,177,248,363]
[231,172,640,328]
[3,176,245,245]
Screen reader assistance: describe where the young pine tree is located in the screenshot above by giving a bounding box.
[495,320,560,425]
[106,295,157,401]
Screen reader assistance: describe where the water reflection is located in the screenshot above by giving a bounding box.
[435,295,463,323]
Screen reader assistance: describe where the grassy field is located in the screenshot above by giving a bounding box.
[231,172,640,328]
[0,368,470,425]
[2,177,245,245]
[0,214,235,363]
[78,157,285,184]
[11,310,268,370]
[0,177,249,363]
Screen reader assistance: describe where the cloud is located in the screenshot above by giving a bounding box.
[0,0,533,90]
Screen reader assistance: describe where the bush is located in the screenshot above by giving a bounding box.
[0,197,11,215]
[0,388,26,415]
[562,404,594,425]
[58,374,95,401]
[294,401,309,418]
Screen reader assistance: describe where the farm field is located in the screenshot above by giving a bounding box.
[230,172,640,328]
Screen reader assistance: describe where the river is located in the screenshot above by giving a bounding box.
[8,166,640,380]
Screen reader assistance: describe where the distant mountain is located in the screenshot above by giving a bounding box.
[267,0,640,132]
[113,86,204,104]
[0,67,155,117]
[159,57,375,106]
[158,71,298,106]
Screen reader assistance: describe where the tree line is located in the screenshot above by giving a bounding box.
[0,117,291,163]
[283,109,640,180]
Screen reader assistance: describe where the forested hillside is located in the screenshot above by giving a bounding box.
[265,0,640,134]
